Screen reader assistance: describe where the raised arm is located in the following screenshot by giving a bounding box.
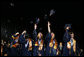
[34,24,37,30]
[22,30,26,35]
[48,21,51,33]
[33,24,37,42]
[18,30,27,44]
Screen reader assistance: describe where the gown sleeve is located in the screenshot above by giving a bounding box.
[33,29,37,42]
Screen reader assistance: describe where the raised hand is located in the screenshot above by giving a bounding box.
[48,21,51,33]
[66,27,70,30]
[15,32,19,35]
[34,24,37,30]
[48,21,51,27]
[22,30,26,35]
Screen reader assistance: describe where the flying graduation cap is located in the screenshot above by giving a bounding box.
[49,9,55,16]
[35,17,40,24]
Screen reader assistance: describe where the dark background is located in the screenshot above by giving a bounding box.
[1,0,83,49]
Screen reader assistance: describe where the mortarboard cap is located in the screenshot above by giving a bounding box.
[64,24,71,29]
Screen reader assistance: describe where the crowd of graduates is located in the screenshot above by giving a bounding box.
[1,21,83,56]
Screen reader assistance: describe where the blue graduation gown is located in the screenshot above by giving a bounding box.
[25,40,33,56]
[63,30,70,56]
[9,41,18,56]
[33,30,37,42]
[52,48,58,56]
[70,46,75,56]
[70,39,75,56]
[63,30,71,43]
[37,42,44,56]
[33,29,38,56]
[19,34,26,56]
[33,45,38,56]
[46,45,54,56]
[46,39,58,56]
[9,47,17,56]
[37,48,44,56]
[33,39,44,56]
[9,36,18,56]
[45,33,51,45]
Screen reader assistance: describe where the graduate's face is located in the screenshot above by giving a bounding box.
[51,33,55,39]
[60,42,62,46]
[71,33,74,38]
[66,27,70,30]
[38,33,42,39]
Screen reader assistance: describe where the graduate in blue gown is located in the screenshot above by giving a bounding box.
[37,33,44,56]
[33,24,38,42]
[45,21,51,46]
[58,42,63,56]
[25,37,33,56]
[69,32,76,56]
[33,41,38,56]
[33,24,38,56]
[46,33,58,56]
[45,22,51,46]
[33,24,44,56]
[33,33,44,56]
[19,30,27,56]
[63,24,71,42]
[45,33,51,46]
[63,24,71,56]
[45,21,58,56]
[9,32,20,56]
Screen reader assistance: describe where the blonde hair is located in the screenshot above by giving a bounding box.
[37,32,43,39]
